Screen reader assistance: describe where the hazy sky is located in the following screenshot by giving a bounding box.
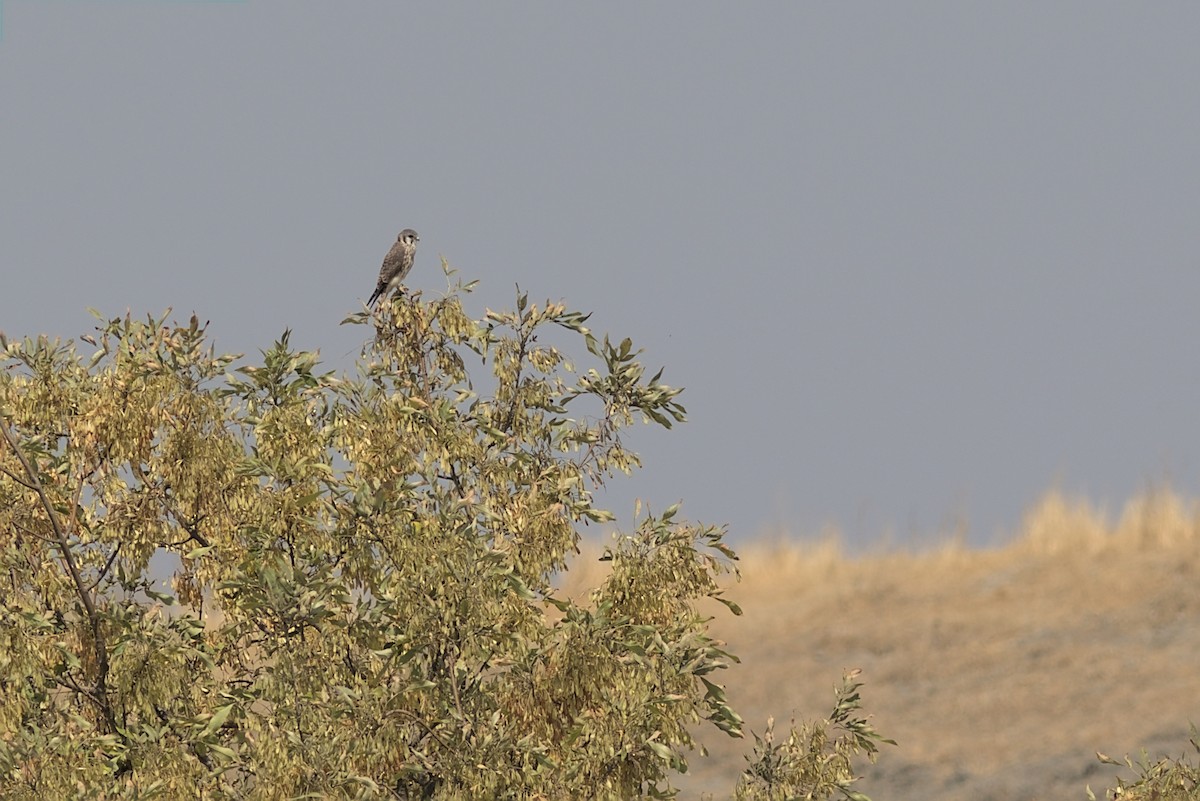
[3,3,1199,549]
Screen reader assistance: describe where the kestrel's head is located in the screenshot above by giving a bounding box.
[398,229,419,247]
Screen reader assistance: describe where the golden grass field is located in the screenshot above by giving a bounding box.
[566,489,1200,800]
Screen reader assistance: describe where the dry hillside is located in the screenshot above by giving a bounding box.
[567,490,1200,801]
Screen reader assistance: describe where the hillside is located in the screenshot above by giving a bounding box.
[569,490,1200,800]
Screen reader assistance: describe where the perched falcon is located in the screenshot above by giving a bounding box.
[368,228,419,307]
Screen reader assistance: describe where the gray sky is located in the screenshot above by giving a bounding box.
[3,2,1199,549]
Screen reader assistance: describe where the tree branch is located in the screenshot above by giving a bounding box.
[0,414,118,734]
[0,464,38,489]
[502,328,532,434]
[84,543,122,593]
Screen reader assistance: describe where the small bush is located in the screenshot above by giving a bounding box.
[1090,731,1200,801]
[736,670,894,801]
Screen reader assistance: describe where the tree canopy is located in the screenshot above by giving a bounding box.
[0,273,886,800]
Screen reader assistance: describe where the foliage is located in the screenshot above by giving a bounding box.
[0,272,885,799]
[1089,731,1200,801]
[735,670,894,801]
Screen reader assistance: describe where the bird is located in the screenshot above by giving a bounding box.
[368,228,419,307]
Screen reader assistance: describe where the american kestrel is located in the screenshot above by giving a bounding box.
[368,228,419,306]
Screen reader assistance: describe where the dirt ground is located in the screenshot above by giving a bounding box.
[585,491,1200,800]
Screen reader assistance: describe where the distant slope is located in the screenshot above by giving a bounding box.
[570,490,1200,800]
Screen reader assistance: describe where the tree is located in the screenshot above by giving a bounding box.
[0,271,886,799]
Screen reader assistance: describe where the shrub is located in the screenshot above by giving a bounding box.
[1090,732,1200,801]
[736,670,893,801]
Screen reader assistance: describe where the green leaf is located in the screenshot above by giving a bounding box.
[184,544,216,560]
[145,589,177,606]
[714,596,743,616]
[198,704,234,739]
[645,741,674,762]
[207,744,236,760]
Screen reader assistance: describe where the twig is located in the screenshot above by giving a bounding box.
[0,464,37,490]
[502,327,533,434]
[85,544,122,593]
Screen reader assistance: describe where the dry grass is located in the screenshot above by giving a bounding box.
[565,489,1200,800]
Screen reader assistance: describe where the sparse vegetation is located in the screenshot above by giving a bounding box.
[693,489,1200,801]
[735,670,894,801]
[1090,733,1200,801]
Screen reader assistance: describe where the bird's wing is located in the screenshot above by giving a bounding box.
[368,243,406,305]
[379,244,407,283]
